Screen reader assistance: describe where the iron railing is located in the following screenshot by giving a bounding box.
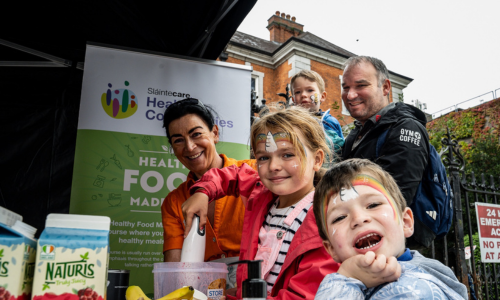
[432,89,499,119]
[440,128,500,299]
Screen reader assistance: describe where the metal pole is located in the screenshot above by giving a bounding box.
[442,128,470,295]
[187,0,239,57]
[0,38,72,67]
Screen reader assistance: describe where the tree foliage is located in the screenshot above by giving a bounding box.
[426,98,500,175]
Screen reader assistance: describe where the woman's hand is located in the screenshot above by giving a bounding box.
[181,191,210,237]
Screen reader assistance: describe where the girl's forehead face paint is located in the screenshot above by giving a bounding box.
[351,174,399,223]
[265,131,278,152]
[256,132,286,153]
[256,131,306,155]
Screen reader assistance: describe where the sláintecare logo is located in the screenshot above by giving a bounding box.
[101,81,138,119]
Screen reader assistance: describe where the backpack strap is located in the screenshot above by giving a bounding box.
[375,126,392,158]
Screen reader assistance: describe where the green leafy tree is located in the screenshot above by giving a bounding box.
[427,98,500,175]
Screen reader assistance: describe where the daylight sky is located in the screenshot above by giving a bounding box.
[237,0,500,117]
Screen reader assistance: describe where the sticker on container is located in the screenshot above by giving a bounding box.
[207,278,226,300]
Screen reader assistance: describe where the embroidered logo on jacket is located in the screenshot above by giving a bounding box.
[399,128,421,146]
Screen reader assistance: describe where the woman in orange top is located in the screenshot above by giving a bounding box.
[161,98,255,286]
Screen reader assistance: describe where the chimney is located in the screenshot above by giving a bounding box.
[267,11,303,44]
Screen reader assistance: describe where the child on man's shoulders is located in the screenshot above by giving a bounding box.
[290,70,344,167]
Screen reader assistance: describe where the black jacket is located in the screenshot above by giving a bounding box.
[342,102,429,206]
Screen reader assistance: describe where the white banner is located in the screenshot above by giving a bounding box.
[78,44,252,143]
[70,44,252,296]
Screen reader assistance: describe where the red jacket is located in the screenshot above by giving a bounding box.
[191,163,340,300]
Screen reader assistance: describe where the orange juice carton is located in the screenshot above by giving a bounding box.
[32,214,110,300]
[0,220,37,300]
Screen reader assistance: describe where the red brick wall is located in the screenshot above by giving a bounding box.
[268,61,292,105]
[222,55,398,126]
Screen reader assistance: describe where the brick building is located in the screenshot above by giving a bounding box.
[221,11,413,125]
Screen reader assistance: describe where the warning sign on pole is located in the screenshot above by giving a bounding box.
[475,202,500,262]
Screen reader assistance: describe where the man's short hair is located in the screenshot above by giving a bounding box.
[290,70,326,93]
[313,158,407,241]
[343,56,390,88]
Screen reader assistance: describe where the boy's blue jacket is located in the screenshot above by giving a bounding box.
[315,250,468,299]
[319,109,344,166]
[320,109,344,139]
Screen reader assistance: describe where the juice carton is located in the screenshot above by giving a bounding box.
[0,220,37,300]
[32,214,110,300]
[0,206,23,227]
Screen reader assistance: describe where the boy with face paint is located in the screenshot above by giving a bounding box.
[290,70,344,166]
[313,159,468,300]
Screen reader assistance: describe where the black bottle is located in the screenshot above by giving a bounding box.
[228,260,267,300]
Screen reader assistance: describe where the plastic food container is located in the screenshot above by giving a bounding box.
[153,262,228,300]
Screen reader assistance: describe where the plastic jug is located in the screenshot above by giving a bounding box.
[180,215,206,262]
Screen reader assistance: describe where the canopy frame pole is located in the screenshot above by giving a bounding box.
[188,0,239,57]
[0,61,65,67]
[0,39,84,70]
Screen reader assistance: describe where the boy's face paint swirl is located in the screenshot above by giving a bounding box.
[339,186,359,202]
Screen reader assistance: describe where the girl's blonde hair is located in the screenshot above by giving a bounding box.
[250,106,331,176]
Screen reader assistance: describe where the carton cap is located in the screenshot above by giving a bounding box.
[12,220,37,239]
[0,206,23,227]
[45,214,111,231]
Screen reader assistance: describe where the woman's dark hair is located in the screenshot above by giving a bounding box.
[162,98,218,144]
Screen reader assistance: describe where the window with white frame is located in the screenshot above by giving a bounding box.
[251,71,264,104]
[246,62,265,104]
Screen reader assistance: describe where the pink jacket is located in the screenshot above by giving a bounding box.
[191,163,340,300]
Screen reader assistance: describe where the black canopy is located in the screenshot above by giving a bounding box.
[0,0,256,235]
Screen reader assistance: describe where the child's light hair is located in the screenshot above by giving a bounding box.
[290,70,326,93]
[251,106,331,177]
[313,158,407,241]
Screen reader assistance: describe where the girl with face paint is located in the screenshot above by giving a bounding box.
[312,159,467,300]
[181,107,341,300]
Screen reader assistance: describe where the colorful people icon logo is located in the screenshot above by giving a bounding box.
[101,81,138,119]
